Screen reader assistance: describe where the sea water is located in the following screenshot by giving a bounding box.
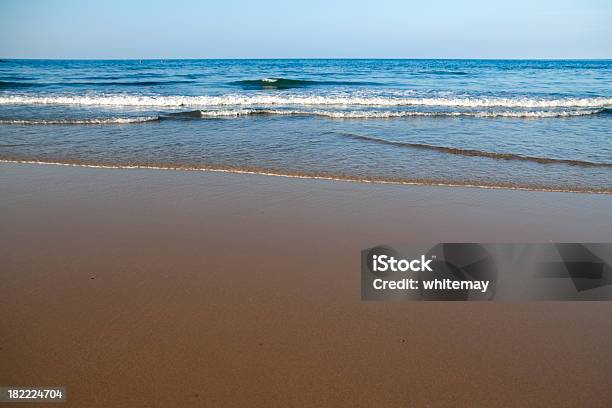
[1,59,611,192]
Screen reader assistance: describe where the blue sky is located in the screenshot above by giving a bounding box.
[1,0,611,59]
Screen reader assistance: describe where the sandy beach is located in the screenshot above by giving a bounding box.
[1,162,612,407]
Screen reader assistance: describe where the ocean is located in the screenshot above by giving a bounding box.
[1,59,611,192]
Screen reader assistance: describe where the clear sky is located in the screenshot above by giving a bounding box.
[1,0,611,59]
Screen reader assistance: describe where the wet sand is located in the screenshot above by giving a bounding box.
[1,162,612,407]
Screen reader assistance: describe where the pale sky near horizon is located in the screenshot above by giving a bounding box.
[1,0,611,59]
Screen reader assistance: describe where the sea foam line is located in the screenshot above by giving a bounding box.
[1,159,610,195]
[189,108,605,119]
[0,117,159,125]
[1,110,602,126]
[1,94,611,108]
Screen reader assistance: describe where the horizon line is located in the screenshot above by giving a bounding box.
[2,57,611,61]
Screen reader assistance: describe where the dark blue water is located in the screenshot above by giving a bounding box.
[1,59,611,192]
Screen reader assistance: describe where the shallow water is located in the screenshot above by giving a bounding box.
[1,59,611,192]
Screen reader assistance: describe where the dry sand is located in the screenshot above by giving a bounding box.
[1,162,612,407]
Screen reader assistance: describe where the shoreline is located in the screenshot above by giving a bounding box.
[2,159,610,195]
[2,162,612,407]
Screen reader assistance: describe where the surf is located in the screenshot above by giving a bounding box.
[1,94,610,109]
[0,117,159,125]
[2,159,611,195]
[164,108,607,119]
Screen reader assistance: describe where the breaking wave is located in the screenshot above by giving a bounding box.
[1,94,610,108]
[167,108,607,119]
[230,78,381,89]
[1,109,605,126]
[340,133,612,168]
[0,117,159,125]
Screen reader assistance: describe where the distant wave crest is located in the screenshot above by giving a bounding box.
[63,80,195,86]
[418,70,469,76]
[0,81,41,89]
[230,78,381,89]
[0,80,193,88]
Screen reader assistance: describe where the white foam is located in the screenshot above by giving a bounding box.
[1,94,610,108]
[195,109,603,119]
[0,109,601,127]
[1,159,609,195]
[0,116,159,125]
[0,159,612,194]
